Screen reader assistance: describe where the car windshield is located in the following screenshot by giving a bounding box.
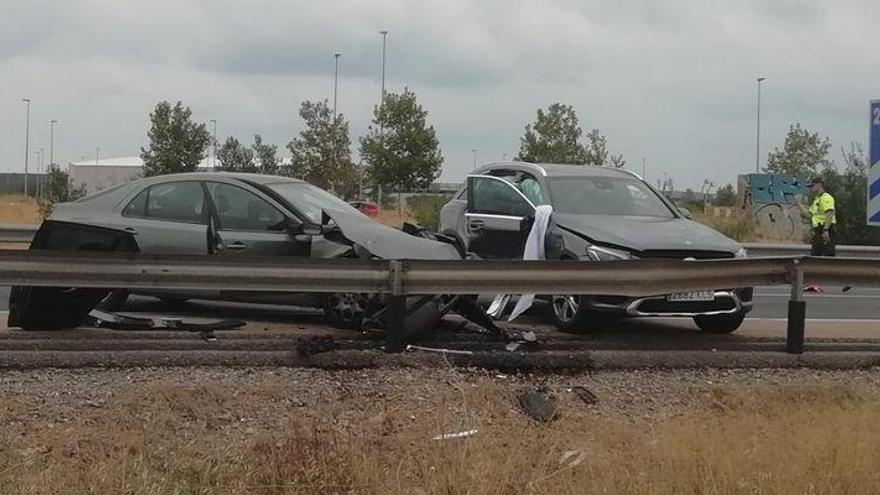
[266,182,365,223]
[548,176,675,218]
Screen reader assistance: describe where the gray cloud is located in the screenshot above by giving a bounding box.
[1,0,878,190]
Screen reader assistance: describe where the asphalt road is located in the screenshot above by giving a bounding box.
[2,285,878,319]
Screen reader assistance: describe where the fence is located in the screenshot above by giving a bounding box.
[1,250,878,354]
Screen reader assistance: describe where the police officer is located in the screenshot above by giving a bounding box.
[798,177,844,292]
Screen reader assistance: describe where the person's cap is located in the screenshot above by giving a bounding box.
[807,177,823,186]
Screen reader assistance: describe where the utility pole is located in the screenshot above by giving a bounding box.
[333,52,341,118]
[95,147,100,166]
[22,98,31,196]
[50,120,58,171]
[380,31,388,103]
[471,148,477,170]
[756,76,766,174]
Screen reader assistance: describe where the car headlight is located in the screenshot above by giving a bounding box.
[587,245,633,261]
[734,247,748,258]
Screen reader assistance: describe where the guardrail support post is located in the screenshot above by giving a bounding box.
[786,259,805,354]
[385,260,405,353]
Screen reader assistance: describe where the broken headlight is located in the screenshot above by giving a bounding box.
[586,245,633,261]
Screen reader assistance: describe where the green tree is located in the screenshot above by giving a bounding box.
[819,143,880,245]
[38,165,87,218]
[517,103,588,164]
[765,124,831,177]
[359,89,443,211]
[252,134,278,174]
[286,100,355,194]
[140,101,211,177]
[216,137,256,172]
[713,183,737,206]
[584,129,626,168]
[517,104,624,166]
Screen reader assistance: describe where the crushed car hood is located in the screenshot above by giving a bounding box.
[326,209,461,260]
[554,213,741,254]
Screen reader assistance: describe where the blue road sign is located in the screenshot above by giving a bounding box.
[870,99,880,225]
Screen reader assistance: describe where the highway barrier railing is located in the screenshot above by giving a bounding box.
[744,243,880,258]
[0,250,878,354]
[3,226,880,258]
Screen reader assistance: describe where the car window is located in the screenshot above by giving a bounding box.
[470,176,534,217]
[207,182,286,231]
[122,188,148,218]
[548,177,674,218]
[122,182,206,223]
[147,181,207,223]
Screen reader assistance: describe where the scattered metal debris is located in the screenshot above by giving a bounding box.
[517,388,558,422]
[432,429,478,440]
[570,386,598,406]
[86,310,245,333]
[559,449,587,468]
[406,345,474,356]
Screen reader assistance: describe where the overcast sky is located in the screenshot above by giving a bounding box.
[1,0,878,189]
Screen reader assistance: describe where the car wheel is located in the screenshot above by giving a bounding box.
[550,295,609,333]
[693,312,745,334]
[323,292,369,330]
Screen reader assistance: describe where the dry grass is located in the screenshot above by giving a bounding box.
[2,376,880,494]
[0,195,40,224]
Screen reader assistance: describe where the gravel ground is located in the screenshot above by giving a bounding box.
[3,366,880,439]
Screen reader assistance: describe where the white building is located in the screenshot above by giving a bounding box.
[68,156,216,195]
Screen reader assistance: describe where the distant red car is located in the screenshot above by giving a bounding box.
[349,200,379,217]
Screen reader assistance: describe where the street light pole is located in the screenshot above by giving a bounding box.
[471,148,477,170]
[756,76,766,174]
[210,119,217,169]
[380,30,388,103]
[95,147,100,166]
[333,52,341,118]
[36,148,43,198]
[22,98,31,196]
[50,120,58,171]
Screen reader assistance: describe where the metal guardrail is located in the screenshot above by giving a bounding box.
[0,224,38,244]
[745,243,880,258]
[1,250,878,354]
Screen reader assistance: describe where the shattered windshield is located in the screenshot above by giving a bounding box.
[267,182,365,223]
[549,177,675,218]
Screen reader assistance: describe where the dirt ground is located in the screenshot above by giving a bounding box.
[2,366,880,494]
[0,195,40,224]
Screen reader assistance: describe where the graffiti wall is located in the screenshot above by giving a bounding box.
[738,173,809,242]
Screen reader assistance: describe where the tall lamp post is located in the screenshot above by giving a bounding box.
[756,76,766,174]
[22,98,31,196]
[50,120,58,171]
[379,31,388,103]
[333,52,341,118]
[34,149,42,198]
[471,148,477,170]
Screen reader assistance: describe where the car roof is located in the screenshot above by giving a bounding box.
[129,172,305,186]
[475,161,642,180]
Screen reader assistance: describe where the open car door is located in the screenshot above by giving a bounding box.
[465,175,536,259]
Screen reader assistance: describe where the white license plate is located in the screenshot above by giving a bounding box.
[666,291,715,302]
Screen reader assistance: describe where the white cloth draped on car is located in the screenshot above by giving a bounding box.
[488,204,553,322]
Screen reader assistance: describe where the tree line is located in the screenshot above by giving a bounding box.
[133,97,626,203]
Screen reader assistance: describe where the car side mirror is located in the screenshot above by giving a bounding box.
[289,222,323,236]
[678,207,692,219]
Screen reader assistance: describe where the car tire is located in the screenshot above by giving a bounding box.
[550,295,611,333]
[693,312,745,334]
